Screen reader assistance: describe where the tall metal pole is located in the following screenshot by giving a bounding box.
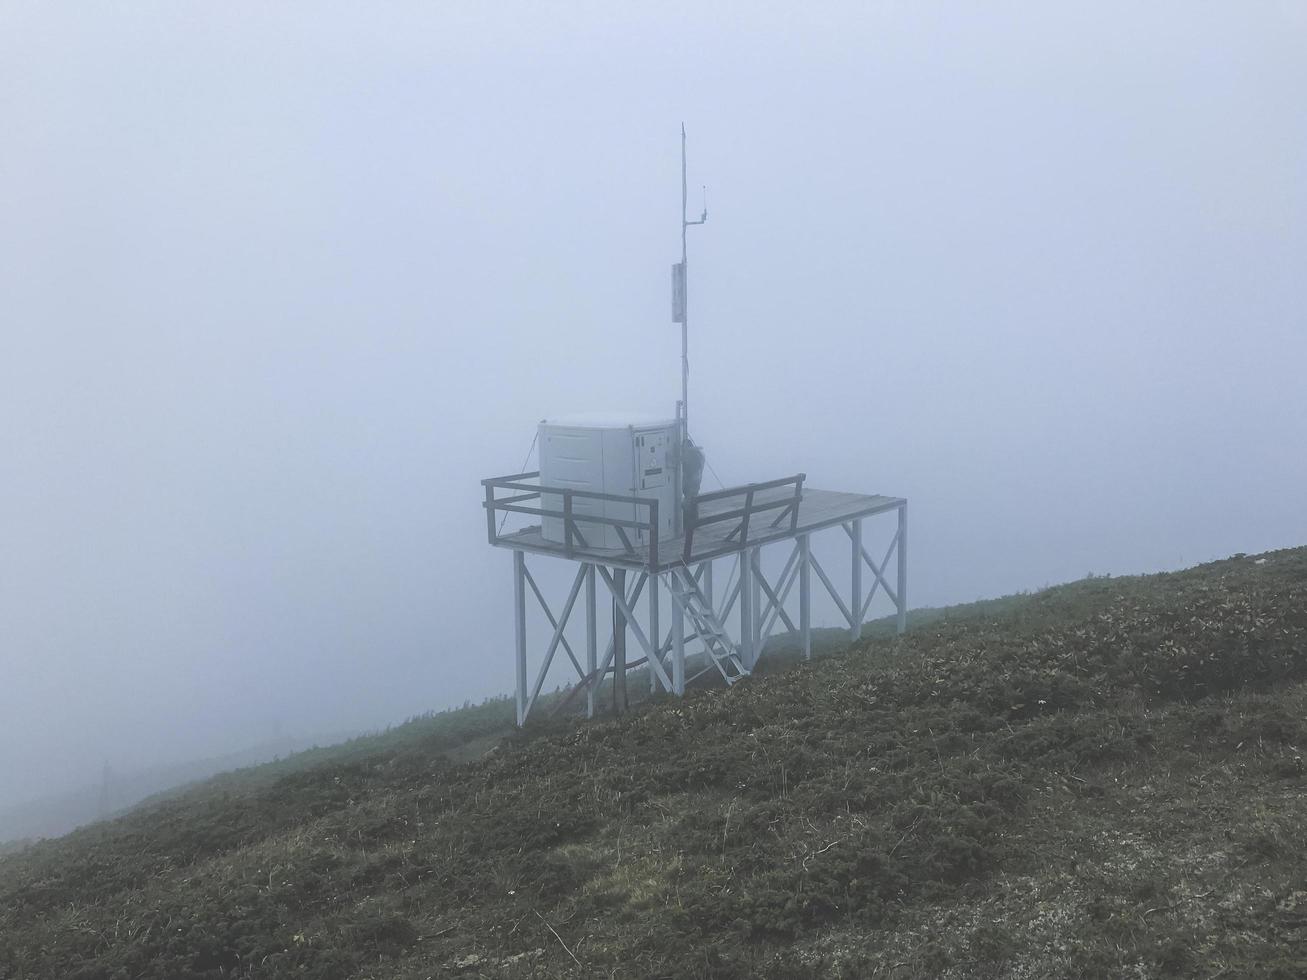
[681,124,689,432]
[679,123,706,437]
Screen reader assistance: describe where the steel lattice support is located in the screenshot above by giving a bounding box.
[505,500,907,726]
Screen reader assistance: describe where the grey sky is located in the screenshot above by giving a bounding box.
[2,2,1304,813]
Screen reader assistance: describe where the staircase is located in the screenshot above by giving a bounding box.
[666,566,750,685]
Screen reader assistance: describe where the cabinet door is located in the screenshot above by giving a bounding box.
[540,427,606,545]
[635,431,676,543]
[638,431,669,489]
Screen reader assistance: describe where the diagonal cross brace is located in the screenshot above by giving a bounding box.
[859,532,900,621]
[716,569,742,624]
[596,565,673,692]
[808,549,854,627]
[842,523,901,617]
[758,545,804,646]
[753,543,801,639]
[522,563,585,678]
[549,568,660,720]
[523,564,589,717]
[578,571,649,698]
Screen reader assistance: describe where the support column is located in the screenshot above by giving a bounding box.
[851,518,864,641]
[612,567,627,715]
[585,564,597,718]
[739,549,754,670]
[750,546,763,668]
[649,572,661,695]
[897,503,908,636]
[701,560,713,609]
[513,550,527,727]
[671,573,685,695]
[799,534,812,661]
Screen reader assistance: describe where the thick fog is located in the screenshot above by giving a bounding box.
[2,3,1304,817]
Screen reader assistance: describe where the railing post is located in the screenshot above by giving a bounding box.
[563,491,574,558]
[485,483,498,544]
[791,475,804,533]
[648,499,659,575]
[740,488,755,548]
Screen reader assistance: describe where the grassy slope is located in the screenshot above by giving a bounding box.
[3,550,1307,979]
[0,590,1024,853]
[0,732,375,846]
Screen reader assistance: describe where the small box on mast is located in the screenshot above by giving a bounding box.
[671,262,686,323]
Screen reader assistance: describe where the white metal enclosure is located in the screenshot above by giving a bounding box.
[539,414,680,549]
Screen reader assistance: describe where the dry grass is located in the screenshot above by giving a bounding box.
[2,548,1306,979]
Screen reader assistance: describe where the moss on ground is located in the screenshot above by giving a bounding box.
[2,549,1307,978]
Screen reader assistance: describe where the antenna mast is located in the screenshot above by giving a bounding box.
[675,123,707,437]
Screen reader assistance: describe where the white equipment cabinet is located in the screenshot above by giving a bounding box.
[538,413,680,549]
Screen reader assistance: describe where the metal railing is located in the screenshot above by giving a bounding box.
[682,473,805,564]
[483,470,805,570]
[482,471,662,571]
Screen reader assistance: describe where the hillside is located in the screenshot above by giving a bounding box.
[0,593,1022,853]
[2,549,1306,978]
[0,732,371,847]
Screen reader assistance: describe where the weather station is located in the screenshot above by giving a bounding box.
[481,128,908,725]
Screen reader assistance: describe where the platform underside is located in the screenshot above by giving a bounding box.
[493,487,904,571]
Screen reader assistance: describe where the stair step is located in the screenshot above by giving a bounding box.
[664,567,750,684]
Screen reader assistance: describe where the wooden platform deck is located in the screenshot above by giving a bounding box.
[493,487,905,571]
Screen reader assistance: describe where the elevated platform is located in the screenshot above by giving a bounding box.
[494,487,902,571]
[481,470,908,725]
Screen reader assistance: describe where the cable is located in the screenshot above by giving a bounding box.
[704,457,727,491]
[497,429,539,536]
